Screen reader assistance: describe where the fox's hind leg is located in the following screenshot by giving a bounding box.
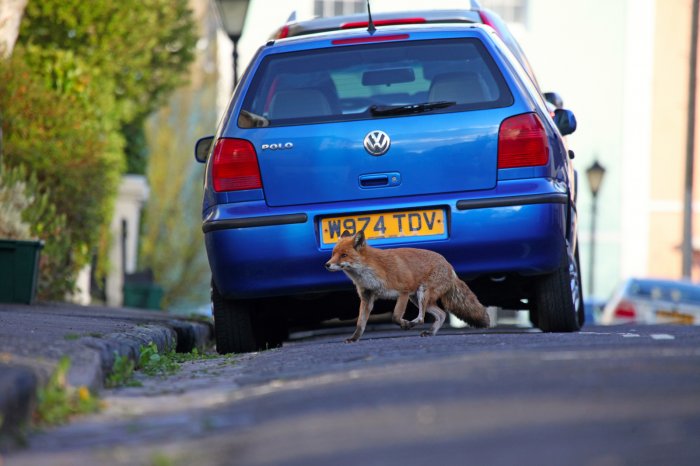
[421,304,447,337]
[391,294,413,330]
[409,286,427,328]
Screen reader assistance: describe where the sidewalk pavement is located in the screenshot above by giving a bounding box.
[0,301,213,448]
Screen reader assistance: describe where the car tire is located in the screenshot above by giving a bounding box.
[528,305,539,328]
[532,240,581,333]
[211,282,288,354]
[575,245,585,328]
[211,283,257,354]
[255,305,288,351]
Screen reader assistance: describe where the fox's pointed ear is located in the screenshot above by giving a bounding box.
[353,230,366,250]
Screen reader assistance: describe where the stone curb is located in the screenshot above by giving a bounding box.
[0,317,212,451]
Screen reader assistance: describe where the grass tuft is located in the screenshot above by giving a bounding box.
[106,343,218,387]
[33,357,102,427]
[106,353,141,388]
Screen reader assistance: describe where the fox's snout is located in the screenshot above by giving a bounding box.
[327,235,361,272]
[325,260,342,271]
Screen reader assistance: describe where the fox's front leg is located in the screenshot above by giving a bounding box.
[346,290,375,343]
[391,294,413,330]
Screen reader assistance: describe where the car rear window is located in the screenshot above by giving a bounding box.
[628,280,700,304]
[238,38,513,128]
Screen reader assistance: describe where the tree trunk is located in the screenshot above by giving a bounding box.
[0,0,28,59]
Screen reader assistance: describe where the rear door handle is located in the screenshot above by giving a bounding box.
[359,172,401,189]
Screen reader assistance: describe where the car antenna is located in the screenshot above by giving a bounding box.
[366,0,376,34]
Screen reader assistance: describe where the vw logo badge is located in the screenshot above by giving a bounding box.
[363,130,391,156]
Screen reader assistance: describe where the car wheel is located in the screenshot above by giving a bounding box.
[254,305,288,351]
[575,245,585,328]
[528,305,539,328]
[211,283,257,354]
[211,282,288,354]
[532,240,581,333]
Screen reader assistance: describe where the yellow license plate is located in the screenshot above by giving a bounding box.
[656,310,695,325]
[321,208,446,245]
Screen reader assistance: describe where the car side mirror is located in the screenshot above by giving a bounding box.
[194,136,215,163]
[553,109,577,136]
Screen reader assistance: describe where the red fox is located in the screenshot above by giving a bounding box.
[325,231,490,342]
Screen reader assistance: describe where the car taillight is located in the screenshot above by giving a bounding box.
[211,138,262,192]
[614,300,637,319]
[497,113,549,169]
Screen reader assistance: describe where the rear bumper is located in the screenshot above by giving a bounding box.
[204,179,570,299]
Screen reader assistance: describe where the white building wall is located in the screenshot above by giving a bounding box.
[105,175,150,307]
[619,0,654,282]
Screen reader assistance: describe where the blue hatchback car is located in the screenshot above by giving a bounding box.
[195,22,581,353]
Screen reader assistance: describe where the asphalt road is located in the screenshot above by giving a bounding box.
[6,322,700,466]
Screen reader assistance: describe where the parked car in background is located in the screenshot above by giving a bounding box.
[600,278,700,325]
[195,20,580,353]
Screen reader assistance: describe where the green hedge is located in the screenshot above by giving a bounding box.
[0,0,196,300]
[19,0,196,124]
[0,56,122,299]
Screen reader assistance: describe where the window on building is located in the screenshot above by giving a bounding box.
[314,0,365,17]
[479,0,527,25]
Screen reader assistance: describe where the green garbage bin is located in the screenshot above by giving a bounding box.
[123,282,164,310]
[0,239,44,304]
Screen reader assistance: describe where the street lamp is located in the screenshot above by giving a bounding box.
[586,160,606,298]
[214,0,250,90]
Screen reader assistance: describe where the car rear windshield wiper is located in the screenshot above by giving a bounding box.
[369,101,456,117]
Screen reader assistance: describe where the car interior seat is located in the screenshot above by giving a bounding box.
[428,72,489,105]
[268,88,333,120]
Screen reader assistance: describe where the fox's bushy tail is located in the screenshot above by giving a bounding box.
[441,277,491,328]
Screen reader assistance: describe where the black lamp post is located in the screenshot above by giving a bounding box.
[214,0,250,91]
[586,160,606,298]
